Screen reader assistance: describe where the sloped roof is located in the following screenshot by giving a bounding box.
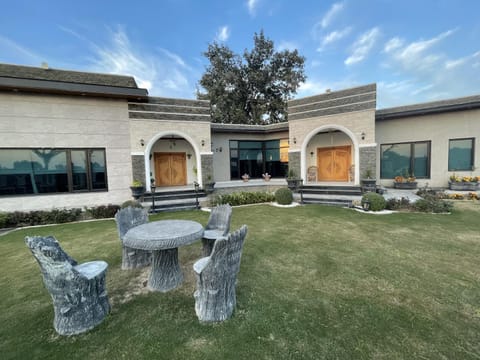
[376,94,480,120]
[0,63,148,99]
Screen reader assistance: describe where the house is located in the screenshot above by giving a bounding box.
[0,63,478,212]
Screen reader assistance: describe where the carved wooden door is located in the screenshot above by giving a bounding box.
[154,153,187,186]
[317,146,351,181]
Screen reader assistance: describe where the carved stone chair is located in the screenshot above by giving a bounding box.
[202,204,232,256]
[114,206,151,269]
[25,236,110,336]
[193,225,248,322]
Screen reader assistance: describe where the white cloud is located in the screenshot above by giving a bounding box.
[297,78,356,98]
[378,30,480,107]
[85,27,198,98]
[383,37,404,53]
[345,27,380,66]
[277,40,299,51]
[216,26,230,42]
[0,34,43,64]
[247,0,260,17]
[317,27,351,51]
[321,2,345,29]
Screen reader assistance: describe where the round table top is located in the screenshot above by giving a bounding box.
[123,220,204,250]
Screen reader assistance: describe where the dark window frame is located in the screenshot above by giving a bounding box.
[0,147,108,196]
[448,137,475,171]
[380,140,431,179]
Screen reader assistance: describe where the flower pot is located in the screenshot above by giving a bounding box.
[448,182,478,191]
[204,182,215,194]
[130,186,145,200]
[287,179,301,191]
[361,178,376,193]
[394,182,417,189]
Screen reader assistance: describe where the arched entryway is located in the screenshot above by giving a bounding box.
[144,131,202,192]
[301,125,360,185]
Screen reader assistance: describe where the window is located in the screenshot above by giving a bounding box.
[0,148,107,196]
[229,139,289,179]
[380,141,430,179]
[449,138,474,171]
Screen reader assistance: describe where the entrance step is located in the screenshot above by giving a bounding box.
[300,185,362,207]
[141,188,207,213]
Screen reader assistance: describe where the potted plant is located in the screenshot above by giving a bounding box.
[130,180,145,200]
[448,174,479,191]
[360,168,376,193]
[241,173,250,182]
[393,173,417,189]
[286,169,302,191]
[262,173,271,181]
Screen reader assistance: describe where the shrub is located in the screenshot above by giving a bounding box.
[414,194,453,213]
[2,208,82,228]
[85,204,121,219]
[121,200,143,209]
[0,212,8,228]
[275,188,293,205]
[385,197,411,210]
[213,191,275,206]
[361,192,386,211]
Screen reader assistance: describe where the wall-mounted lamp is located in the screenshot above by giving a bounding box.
[293,137,297,144]
[140,139,145,146]
[149,153,152,160]
[310,151,314,157]
[215,147,223,152]
[187,153,192,159]
[201,140,205,147]
[361,132,366,140]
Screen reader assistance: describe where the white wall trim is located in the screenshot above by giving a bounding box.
[301,124,360,185]
[359,143,377,148]
[131,151,144,156]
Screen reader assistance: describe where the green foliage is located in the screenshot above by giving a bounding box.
[131,180,143,187]
[385,197,411,210]
[414,194,453,213]
[287,168,297,179]
[121,200,143,209]
[199,30,306,124]
[1,208,82,228]
[85,204,121,219]
[275,188,293,205]
[213,191,275,206]
[361,192,386,211]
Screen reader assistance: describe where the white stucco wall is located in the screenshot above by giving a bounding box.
[0,93,132,211]
[376,108,480,188]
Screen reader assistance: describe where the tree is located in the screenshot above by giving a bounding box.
[198,31,306,124]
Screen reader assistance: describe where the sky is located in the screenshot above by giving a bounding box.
[1,0,479,109]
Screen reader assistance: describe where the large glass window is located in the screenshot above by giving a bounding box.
[229,139,289,179]
[0,148,107,196]
[380,141,430,179]
[449,138,474,171]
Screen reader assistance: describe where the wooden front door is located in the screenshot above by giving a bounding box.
[317,146,351,181]
[154,153,187,186]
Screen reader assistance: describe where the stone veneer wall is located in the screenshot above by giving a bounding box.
[359,146,377,179]
[201,154,214,184]
[131,155,146,185]
[288,151,301,178]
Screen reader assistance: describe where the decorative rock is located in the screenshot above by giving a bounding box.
[114,207,152,269]
[25,236,110,335]
[194,225,248,322]
[202,204,232,256]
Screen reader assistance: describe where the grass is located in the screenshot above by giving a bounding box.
[1,202,480,359]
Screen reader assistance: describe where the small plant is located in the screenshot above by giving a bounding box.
[275,188,293,205]
[213,191,275,206]
[262,173,271,181]
[414,194,453,213]
[131,180,143,187]
[361,192,386,211]
[363,168,374,179]
[121,200,143,209]
[287,169,297,179]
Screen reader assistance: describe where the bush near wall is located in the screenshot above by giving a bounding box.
[213,191,275,206]
[275,188,293,205]
[0,204,122,229]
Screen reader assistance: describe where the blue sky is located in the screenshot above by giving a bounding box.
[1,0,479,108]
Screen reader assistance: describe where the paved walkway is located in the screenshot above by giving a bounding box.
[382,188,422,202]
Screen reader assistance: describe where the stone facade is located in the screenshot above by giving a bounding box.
[359,146,377,179]
[201,154,214,184]
[131,155,146,186]
[288,151,301,178]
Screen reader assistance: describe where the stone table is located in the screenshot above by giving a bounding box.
[124,220,204,292]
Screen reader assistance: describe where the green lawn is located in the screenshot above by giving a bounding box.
[1,203,480,359]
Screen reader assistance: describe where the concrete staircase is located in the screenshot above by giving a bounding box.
[299,185,362,207]
[142,188,207,213]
